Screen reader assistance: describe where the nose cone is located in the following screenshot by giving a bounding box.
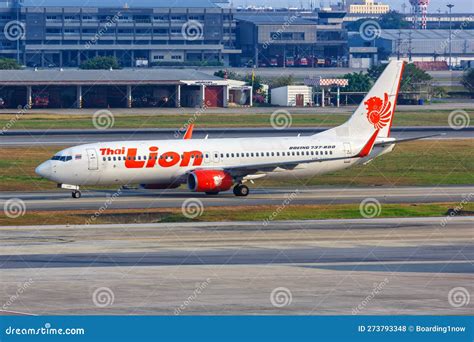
[35,161,52,179]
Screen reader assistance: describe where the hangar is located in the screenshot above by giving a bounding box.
[0,68,252,109]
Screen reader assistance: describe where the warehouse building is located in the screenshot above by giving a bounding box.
[0,69,252,109]
[349,29,474,67]
[0,0,240,67]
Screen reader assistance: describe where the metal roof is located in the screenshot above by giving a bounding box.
[378,29,474,55]
[235,14,317,25]
[0,68,223,85]
[20,0,219,8]
[379,29,474,40]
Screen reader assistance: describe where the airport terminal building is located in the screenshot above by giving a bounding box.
[0,0,240,67]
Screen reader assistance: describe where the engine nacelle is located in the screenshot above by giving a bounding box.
[187,170,234,192]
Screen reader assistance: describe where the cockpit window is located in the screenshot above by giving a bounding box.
[51,155,72,162]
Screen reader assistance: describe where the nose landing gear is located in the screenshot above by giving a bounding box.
[72,190,81,199]
[233,184,249,197]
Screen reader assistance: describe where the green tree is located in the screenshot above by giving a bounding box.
[0,58,21,70]
[346,10,409,31]
[80,56,120,70]
[214,69,239,80]
[271,75,295,88]
[367,63,432,92]
[243,73,264,93]
[341,72,373,92]
[378,10,411,29]
[461,68,474,96]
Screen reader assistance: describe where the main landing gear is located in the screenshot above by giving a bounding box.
[72,190,81,199]
[233,184,249,197]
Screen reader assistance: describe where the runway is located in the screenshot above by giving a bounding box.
[0,126,471,146]
[1,217,472,315]
[1,186,472,211]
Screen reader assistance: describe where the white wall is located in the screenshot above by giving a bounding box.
[271,86,312,107]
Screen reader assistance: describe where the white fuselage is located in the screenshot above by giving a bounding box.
[35,134,391,188]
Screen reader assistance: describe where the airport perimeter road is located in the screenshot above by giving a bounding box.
[0,102,472,116]
[1,127,471,146]
[0,217,472,315]
[0,186,472,212]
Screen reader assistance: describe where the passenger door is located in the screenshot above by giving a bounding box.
[86,148,99,170]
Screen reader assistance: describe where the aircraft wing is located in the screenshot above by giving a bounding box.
[374,134,444,147]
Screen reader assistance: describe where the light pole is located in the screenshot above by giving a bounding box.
[447,3,454,70]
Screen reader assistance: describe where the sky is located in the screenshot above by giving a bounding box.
[231,0,474,13]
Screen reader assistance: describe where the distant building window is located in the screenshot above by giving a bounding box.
[270,32,305,41]
[171,55,182,60]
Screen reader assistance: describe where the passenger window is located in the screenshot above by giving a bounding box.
[231,153,234,158]
[251,153,254,157]
[276,152,279,156]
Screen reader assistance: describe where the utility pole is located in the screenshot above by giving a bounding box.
[447,3,454,70]
[397,30,402,60]
[437,8,441,28]
[16,0,20,64]
[408,31,412,62]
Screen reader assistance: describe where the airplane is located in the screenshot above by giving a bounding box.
[35,60,434,199]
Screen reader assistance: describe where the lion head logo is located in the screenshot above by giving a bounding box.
[213,175,223,187]
[364,93,392,130]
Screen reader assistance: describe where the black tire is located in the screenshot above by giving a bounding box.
[72,191,81,199]
[233,184,249,197]
[205,191,219,195]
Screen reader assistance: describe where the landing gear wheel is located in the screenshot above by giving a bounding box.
[233,184,249,197]
[72,190,81,199]
[205,191,219,195]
